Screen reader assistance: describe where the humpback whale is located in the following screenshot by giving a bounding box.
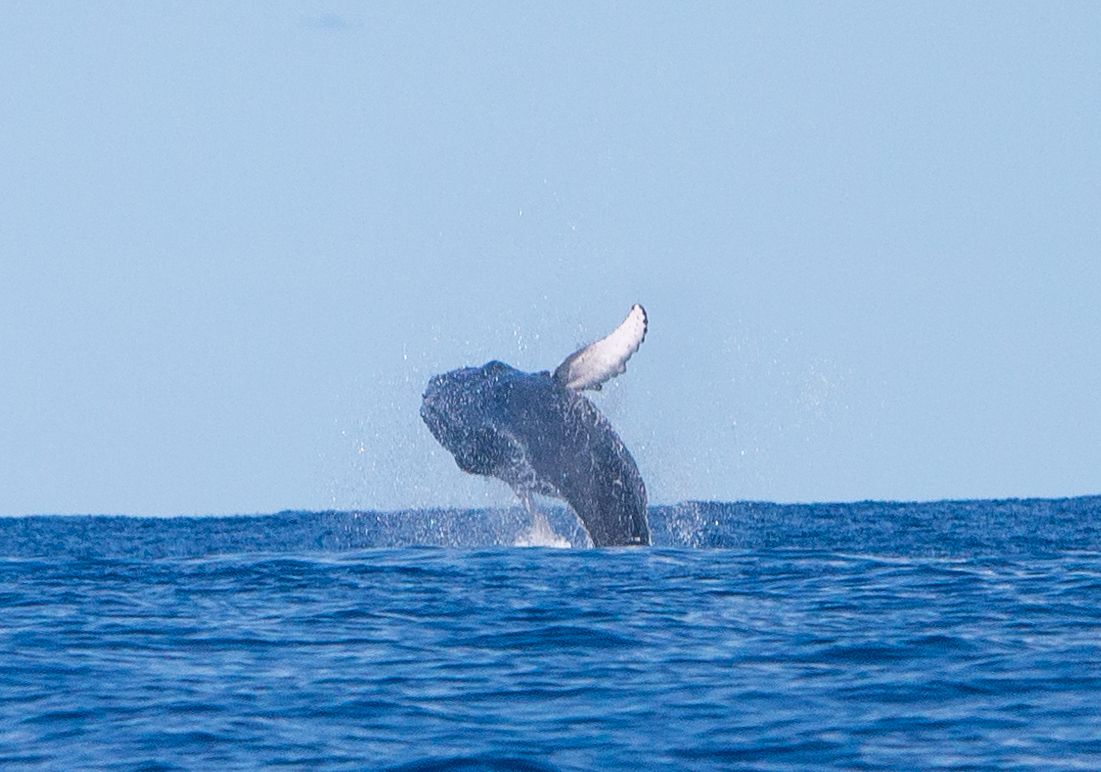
[420,305,651,547]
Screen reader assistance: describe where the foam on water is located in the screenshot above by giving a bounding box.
[513,523,573,549]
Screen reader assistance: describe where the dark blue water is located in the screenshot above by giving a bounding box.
[2,498,1100,769]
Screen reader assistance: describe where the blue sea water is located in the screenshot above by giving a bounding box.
[2,497,1100,770]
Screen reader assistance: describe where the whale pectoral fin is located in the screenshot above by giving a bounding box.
[553,304,647,392]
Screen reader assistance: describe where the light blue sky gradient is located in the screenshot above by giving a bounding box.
[2,2,1098,515]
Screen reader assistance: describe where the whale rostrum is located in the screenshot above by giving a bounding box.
[421,305,650,547]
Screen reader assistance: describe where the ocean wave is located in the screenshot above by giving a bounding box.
[2,496,1099,559]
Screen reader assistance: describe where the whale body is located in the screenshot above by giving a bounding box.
[420,306,651,547]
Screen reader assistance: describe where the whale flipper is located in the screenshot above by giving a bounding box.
[553,304,647,392]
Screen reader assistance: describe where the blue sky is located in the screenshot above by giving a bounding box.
[1,2,1098,515]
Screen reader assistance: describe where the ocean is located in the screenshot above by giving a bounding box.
[2,497,1099,769]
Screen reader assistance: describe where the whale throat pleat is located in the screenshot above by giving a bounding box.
[553,304,648,392]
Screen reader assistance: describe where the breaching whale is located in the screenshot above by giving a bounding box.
[420,305,651,547]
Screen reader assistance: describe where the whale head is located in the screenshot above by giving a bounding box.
[420,361,525,476]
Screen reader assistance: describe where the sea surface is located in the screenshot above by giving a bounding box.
[2,497,1100,770]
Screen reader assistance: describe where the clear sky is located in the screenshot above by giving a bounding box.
[1,2,1098,515]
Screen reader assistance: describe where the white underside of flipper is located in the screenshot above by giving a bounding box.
[553,304,647,392]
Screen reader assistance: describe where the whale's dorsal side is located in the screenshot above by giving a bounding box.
[553,304,647,392]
